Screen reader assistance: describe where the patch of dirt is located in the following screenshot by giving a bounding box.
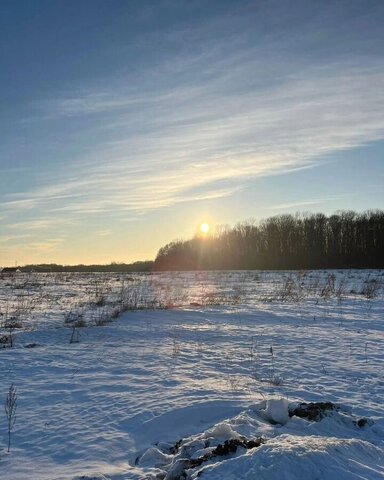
[289,402,338,421]
[190,437,265,468]
[169,438,183,455]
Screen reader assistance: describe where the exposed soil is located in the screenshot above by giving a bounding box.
[289,402,338,421]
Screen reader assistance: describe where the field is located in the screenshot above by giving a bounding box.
[0,270,383,479]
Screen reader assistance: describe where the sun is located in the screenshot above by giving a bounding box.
[199,223,210,234]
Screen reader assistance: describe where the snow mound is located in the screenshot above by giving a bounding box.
[136,397,382,479]
[204,422,240,440]
[72,475,110,480]
[138,447,173,467]
[263,398,289,425]
[197,435,384,480]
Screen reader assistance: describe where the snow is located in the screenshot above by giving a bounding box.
[262,398,289,425]
[0,270,383,479]
[197,435,384,480]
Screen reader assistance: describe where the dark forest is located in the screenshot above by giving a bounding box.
[154,210,384,270]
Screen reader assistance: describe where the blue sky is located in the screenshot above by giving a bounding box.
[1,0,383,265]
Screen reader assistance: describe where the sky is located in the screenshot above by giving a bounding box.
[1,0,383,266]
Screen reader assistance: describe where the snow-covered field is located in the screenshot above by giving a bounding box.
[0,270,383,479]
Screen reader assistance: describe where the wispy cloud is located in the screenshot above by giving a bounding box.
[2,4,384,258]
[28,237,66,252]
[268,194,352,211]
[7,60,382,226]
[96,230,112,237]
[0,233,32,244]
[0,235,66,265]
[6,218,76,231]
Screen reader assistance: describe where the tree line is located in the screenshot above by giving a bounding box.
[16,261,154,273]
[154,210,384,270]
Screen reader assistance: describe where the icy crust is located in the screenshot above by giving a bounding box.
[136,399,383,479]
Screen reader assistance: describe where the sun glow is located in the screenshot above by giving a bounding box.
[199,223,210,234]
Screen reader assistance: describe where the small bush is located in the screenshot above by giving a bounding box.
[5,384,17,452]
[269,375,284,386]
[74,318,87,328]
[361,278,381,299]
[4,318,23,329]
[64,311,84,324]
[95,295,106,307]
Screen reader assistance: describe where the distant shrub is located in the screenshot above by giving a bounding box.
[95,295,106,307]
[111,307,121,319]
[361,277,381,299]
[64,311,84,325]
[5,383,17,452]
[4,318,23,329]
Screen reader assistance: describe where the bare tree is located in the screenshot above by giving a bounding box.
[5,383,17,452]
[154,210,384,270]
